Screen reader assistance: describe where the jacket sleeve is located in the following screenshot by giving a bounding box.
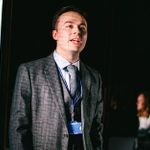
[9,64,33,150]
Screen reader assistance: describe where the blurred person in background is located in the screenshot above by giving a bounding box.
[136,91,150,150]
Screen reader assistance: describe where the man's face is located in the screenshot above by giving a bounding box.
[52,11,88,54]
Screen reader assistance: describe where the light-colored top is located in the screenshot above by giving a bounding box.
[53,50,80,90]
[139,115,150,130]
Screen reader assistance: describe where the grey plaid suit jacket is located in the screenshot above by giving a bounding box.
[9,53,103,150]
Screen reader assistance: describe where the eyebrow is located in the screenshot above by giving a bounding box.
[64,21,87,26]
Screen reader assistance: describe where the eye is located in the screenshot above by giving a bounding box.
[65,24,73,29]
[79,25,87,33]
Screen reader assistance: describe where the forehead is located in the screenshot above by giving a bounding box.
[57,11,87,26]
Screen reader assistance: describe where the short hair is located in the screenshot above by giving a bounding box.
[52,5,88,30]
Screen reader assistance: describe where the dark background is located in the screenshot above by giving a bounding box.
[0,0,150,149]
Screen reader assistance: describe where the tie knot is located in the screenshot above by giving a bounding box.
[66,65,78,74]
[67,64,77,69]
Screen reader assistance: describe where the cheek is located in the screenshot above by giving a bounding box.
[83,33,87,40]
[58,31,69,41]
[82,36,88,46]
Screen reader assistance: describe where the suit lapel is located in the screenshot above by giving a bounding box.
[80,61,91,103]
[80,61,92,135]
[44,54,67,125]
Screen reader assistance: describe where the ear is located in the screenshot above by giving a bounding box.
[52,30,57,40]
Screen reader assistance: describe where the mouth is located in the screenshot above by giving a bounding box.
[70,38,82,45]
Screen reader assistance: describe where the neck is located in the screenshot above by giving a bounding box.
[56,50,80,63]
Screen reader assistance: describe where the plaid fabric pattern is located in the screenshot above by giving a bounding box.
[9,53,103,150]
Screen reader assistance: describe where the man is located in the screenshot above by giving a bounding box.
[9,5,103,150]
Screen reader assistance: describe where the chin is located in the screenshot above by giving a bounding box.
[70,48,80,52]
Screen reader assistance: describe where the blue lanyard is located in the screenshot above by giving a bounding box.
[56,63,83,121]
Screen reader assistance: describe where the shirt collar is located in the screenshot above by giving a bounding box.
[53,50,80,70]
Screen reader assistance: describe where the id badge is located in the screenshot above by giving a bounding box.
[68,121,82,134]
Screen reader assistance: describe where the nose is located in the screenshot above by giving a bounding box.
[73,26,81,35]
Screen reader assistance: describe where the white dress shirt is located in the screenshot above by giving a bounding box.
[53,50,80,90]
[139,115,150,130]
